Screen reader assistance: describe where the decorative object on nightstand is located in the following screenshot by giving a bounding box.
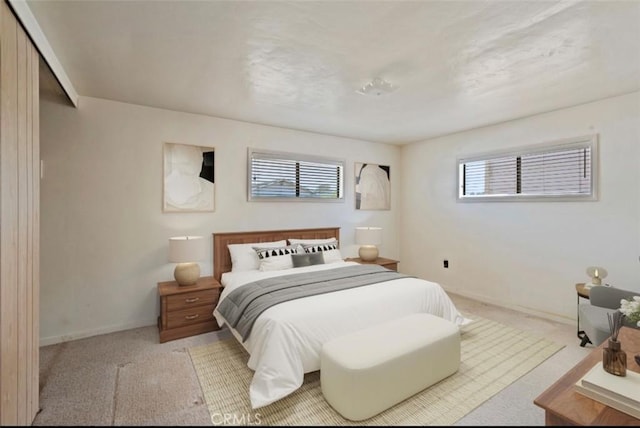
[585,266,608,288]
[355,226,382,261]
[169,236,206,286]
[157,276,222,343]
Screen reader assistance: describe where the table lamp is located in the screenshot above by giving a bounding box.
[585,266,608,288]
[169,236,205,286]
[355,227,382,261]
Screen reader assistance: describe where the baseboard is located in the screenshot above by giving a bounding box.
[443,285,574,326]
[39,318,157,347]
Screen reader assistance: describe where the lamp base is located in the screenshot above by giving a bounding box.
[358,245,379,262]
[174,262,200,286]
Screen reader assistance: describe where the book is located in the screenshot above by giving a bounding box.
[574,382,640,419]
[574,363,640,419]
[581,363,640,407]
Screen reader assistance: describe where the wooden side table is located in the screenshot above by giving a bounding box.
[345,257,399,272]
[157,276,222,343]
[576,283,592,346]
[534,326,640,425]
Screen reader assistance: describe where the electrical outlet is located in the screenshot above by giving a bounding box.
[443,260,449,268]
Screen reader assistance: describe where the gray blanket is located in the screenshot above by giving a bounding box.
[217,264,411,341]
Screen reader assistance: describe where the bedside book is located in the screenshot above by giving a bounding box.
[574,363,640,418]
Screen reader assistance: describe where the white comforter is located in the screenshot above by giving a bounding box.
[213,261,468,409]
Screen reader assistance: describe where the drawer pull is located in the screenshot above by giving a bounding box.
[185,314,199,320]
[185,297,200,303]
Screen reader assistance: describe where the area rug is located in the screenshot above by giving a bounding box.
[188,317,564,426]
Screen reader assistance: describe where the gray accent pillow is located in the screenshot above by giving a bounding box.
[291,251,325,268]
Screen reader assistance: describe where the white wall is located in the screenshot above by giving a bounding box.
[40,96,400,345]
[41,91,640,343]
[400,91,640,324]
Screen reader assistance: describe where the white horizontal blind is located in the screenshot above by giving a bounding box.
[458,136,596,201]
[249,150,344,201]
[521,148,591,195]
[464,156,517,196]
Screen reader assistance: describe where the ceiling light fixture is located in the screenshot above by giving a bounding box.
[356,77,398,96]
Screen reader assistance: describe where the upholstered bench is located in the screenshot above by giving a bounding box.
[320,313,461,421]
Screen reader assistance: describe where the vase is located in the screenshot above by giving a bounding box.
[603,338,627,376]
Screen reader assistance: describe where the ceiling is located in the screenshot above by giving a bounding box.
[26,0,640,145]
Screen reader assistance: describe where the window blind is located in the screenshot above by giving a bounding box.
[248,149,344,201]
[458,136,597,201]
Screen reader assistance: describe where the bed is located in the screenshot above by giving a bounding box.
[211,227,468,409]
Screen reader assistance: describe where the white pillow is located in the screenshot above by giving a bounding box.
[227,240,287,272]
[301,241,343,264]
[253,245,299,272]
[288,237,337,246]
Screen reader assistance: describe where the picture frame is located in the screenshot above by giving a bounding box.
[163,142,215,212]
[354,162,390,210]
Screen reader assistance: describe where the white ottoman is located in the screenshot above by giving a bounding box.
[320,313,461,421]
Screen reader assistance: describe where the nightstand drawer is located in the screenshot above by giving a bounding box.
[166,305,215,329]
[166,289,219,312]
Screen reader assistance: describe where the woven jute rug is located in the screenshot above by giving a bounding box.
[189,317,563,426]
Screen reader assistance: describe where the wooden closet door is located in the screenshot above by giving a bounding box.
[0,0,40,425]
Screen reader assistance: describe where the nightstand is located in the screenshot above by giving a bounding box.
[345,257,399,272]
[157,276,222,343]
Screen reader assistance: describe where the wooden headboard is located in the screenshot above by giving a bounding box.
[212,227,340,282]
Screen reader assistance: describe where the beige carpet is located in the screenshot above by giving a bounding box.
[189,317,563,426]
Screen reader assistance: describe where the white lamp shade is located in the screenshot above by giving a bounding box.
[355,227,382,245]
[168,236,206,263]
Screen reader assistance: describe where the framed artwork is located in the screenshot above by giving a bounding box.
[355,162,390,210]
[163,142,215,212]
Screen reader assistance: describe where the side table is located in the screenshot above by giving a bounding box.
[576,283,591,346]
[534,326,640,425]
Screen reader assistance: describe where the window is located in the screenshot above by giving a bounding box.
[248,149,345,202]
[457,135,597,201]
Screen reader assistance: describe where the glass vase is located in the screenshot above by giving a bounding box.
[603,338,627,377]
